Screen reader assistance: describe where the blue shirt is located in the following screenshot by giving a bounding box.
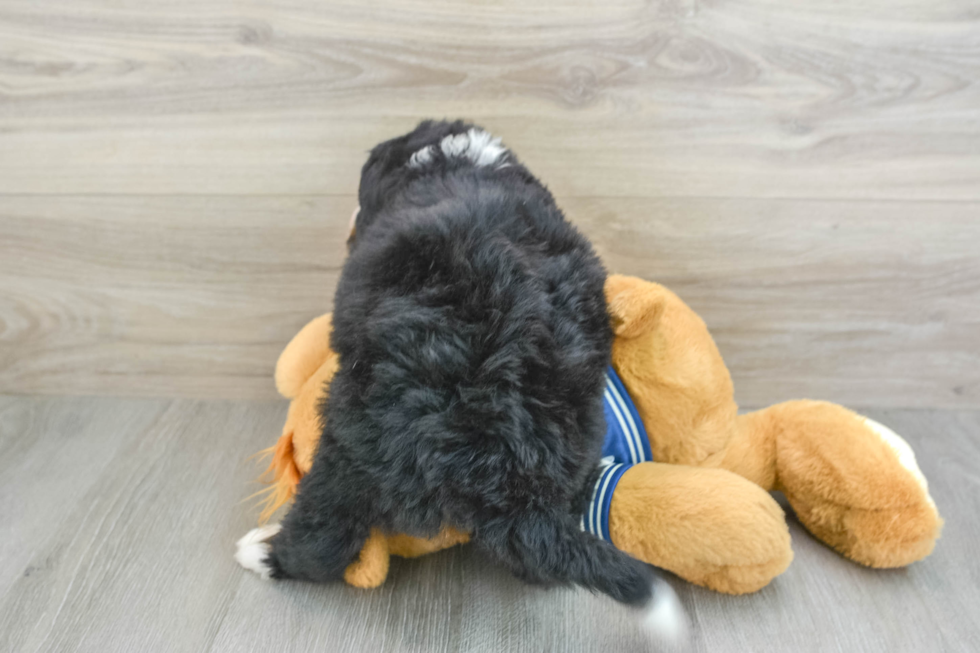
[581,366,652,542]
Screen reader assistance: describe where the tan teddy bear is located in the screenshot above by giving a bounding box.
[255,275,942,594]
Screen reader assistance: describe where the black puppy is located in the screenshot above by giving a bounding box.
[237,120,682,635]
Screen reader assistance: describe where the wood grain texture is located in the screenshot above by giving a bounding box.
[0,396,977,652]
[2,195,978,407]
[0,0,978,404]
[0,0,979,199]
[0,397,285,653]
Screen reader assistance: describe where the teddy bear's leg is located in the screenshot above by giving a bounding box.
[743,401,942,568]
[386,526,471,558]
[608,463,793,595]
[343,529,392,589]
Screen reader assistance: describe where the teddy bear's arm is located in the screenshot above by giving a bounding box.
[275,313,334,399]
[608,462,792,594]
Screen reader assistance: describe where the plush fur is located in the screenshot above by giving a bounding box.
[255,274,941,596]
[251,120,658,607]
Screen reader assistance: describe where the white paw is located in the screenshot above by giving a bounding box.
[640,577,690,646]
[235,523,281,580]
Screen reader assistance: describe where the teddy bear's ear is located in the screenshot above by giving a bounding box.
[605,275,668,339]
[275,313,334,399]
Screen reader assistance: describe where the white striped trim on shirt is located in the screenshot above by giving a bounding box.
[581,456,629,541]
[604,376,647,464]
[582,456,615,535]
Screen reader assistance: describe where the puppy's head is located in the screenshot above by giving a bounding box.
[354,120,471,231]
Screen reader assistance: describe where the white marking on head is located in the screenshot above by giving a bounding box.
[862,417,937,510]
[442,128,508,167]
[641,577,690,645]
[440,132,470,158]
[407,145,435,169]
[234,523,282,580]
[408,128,509,170]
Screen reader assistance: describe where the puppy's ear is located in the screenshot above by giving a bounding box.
[605,275,668,339]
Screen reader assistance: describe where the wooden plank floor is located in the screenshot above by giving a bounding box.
[0,395,977,653]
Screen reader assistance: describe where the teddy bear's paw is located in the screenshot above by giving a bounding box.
[688,500,795,596]
[342,528,392,589]
[770,402,943,568]
[780,409,942,568]
[791,493,942,569]
[608,463,794,595]
[861,418,937,511]
[235,523,281,579]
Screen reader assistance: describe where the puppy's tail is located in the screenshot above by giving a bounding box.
[477,509,688,643]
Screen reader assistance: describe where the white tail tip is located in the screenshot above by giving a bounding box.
[234,523,282,580]
[641,577,690,646]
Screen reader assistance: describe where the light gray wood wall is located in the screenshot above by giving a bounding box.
[1,0,978,407]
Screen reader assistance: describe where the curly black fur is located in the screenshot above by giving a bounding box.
[264,120,655,607]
